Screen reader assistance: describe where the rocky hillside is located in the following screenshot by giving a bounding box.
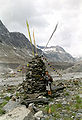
[0,20,32,49]
[64,60,82,73]
[0,20,42,64]
[38,45,75,62]
[0,20,76,64]
[75,57,82,61]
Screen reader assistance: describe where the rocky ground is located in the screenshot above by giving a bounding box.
[0,71,82,120]
[41,77,82,120]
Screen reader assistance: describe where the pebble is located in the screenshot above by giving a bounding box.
[34,111,43,119]
[0,98,4,104]
[79,94,82,98]
[62,101,67,105]
[76,113,82,118]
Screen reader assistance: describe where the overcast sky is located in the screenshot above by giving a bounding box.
[0,0,82,57]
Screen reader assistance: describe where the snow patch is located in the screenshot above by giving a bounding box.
[59,51,63,53]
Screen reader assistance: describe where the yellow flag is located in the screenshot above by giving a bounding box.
[27,64,29,67]
[26,20,34,57]
[33,29,38,55]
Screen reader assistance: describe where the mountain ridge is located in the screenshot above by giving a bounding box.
[0,20,75,63]
[37,45,75,62]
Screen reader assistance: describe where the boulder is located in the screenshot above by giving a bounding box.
[34,111,43,120]
[3,100,20,112]
[0,98,4,104]
[23,112,35,120]
[0,106,31,120]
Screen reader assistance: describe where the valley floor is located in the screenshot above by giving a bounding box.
[0,72,82,120]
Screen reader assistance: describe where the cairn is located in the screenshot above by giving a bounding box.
[18,56,65,105]
[22,56,47,95]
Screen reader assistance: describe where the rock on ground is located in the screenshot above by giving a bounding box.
[3,100,20,112]
[34,111,43,120]
[0,106,31,120]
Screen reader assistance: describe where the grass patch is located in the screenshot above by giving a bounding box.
[71,95,82,111]
[65,92,69,96]
[65,105,70,111]
[74,103,80,109]
[75,96,81,104]
[4,96,10,101]
[53,112,60,118]
[0,108,5,115]
[44,105,49,113]
[75,95,82,109]
[16,92,20,98]
[44,103,62,114]
[64,117,74,120]
[0,101,7,116]
[0,94,4,98]
[56,103,62,108]
[7,88,15,93]
[0,101,7,108]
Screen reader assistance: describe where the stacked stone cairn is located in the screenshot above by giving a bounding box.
[18,56,65,105]
[22,55,47,95]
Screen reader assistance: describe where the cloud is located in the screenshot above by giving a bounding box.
[0,0,82,57]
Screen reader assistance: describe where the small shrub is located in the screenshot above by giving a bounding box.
[56,103,62,108]
[4,96,10,101]
[0,108,5,115]
[65,106,70,111]
[65,92,69,96]
[0,101,7,108]
[75,96,81,104]
[53,112,60,118]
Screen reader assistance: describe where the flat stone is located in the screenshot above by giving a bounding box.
[76,113,82,118]
[28,103,38,113]
[62,101,67,105]
[0,98,4,104]
[79,94,82,98]
[3,100,20,112]
[34,111,43,119]
[0,106,31,120]
[38,96,46,99]
[23,112,35,120]
[4,93,12,98]
[78,109,82,113]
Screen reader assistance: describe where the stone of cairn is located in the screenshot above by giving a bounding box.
[22,55,47,94]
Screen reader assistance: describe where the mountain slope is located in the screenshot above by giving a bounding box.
[64,60,82,72]
[0,20,75,63]
[38,45,75,62]
[0,20,34,50]
[0,20,42,64]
